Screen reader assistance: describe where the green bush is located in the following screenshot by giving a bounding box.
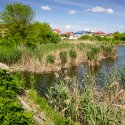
[0,70,34,124]
[0,46,22,64]
[49,32,61,43]
[46,54,55,64]
[79,35,90,40]
[60,51,67,64]
[0,34,23,47]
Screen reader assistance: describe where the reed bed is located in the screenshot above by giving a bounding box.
[45,66,125,125]
[0,42,117,73]
[23,65,125,125]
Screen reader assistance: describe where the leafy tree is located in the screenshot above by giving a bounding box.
[27,22,60,45]
[114,32,125,41]
[114,32,120,40]
[1,3,34,39]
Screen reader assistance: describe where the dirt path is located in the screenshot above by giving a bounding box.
[18,96,47,125]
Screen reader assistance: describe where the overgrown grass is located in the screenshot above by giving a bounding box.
[46,54,55,64]
[45,66,125,125]
[0,42,117,71]
[26,89,77,125]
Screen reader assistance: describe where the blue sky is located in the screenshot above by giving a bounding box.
[0,0,125,33]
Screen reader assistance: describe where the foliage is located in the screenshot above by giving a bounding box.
[27,89,76,125]
[27,22,61,45]
[0,46,22,64]
[1,3,34,39]
[114,32,125,41]
[46,71,125,125]
[0,35,22,47]
[0,4,61,47]
[79,35,90,40]
[46,54,55,64]
[69,49,77,60]
[60,51,68,64]
[0,70,34,124]
[100,43,117,57]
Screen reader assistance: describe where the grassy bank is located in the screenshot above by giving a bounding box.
[0,42,117,73]
[0,69,34,124]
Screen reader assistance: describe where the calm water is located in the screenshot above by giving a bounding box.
[23,46,125,96]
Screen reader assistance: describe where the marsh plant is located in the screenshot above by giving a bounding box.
[46,54,55,64]
[69,49,77,65]
[47,77,81,121]
[46,70,125,125]
[100,43,117,58]
[85,46,100,67]
[60,51,68,66]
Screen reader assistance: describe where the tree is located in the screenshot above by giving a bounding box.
[1,3,35,38]
[114,32,120,40]
[26,22,60,46]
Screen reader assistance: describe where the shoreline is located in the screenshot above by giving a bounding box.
[0,55,111,74]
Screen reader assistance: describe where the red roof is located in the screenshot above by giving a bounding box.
[94,32,106,35]
[65,32,73,36]
[53,29,61,33]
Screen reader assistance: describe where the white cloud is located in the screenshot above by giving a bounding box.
[41,5,51,11]
[107,9,114,14]
[87,6,114,14]
[65,25,72,29]
[67,10,76,15]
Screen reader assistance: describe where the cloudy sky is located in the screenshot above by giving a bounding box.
[0,0,125,33]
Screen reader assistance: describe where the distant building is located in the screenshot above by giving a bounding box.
[53,29,61,34]
[84,29,95,36]
[73,30,85,38]
[94,31,106,36]
[65,32,73,37]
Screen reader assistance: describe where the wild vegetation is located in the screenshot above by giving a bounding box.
[0,69,34,124]
[57,67,125,124]
[21,65,125,125]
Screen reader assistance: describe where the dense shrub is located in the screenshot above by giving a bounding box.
[49,32,61,43]
[0,70,34,124]
[114,32,125,41]
[79,35,90,40]
[0,46,22,64]
[27,22,61,45]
